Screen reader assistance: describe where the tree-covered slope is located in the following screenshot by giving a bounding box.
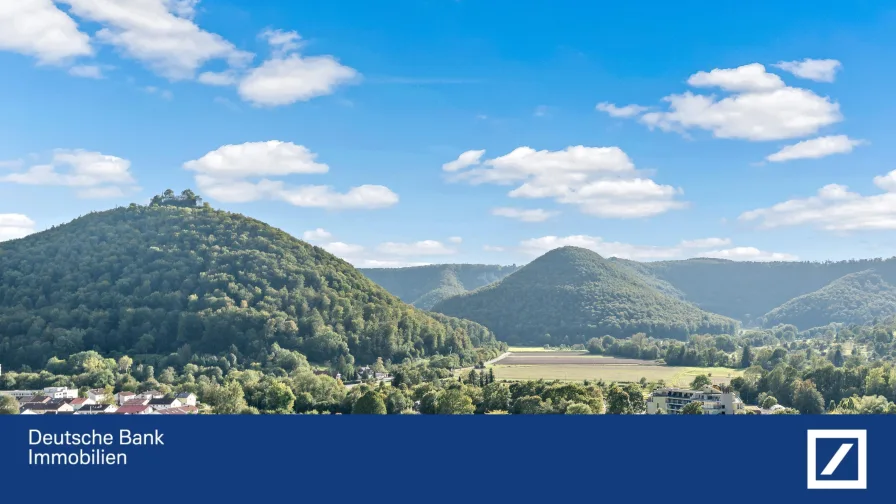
[641,258,896,323]
[762,270,896,329]
[360,264,520,309]
[0,203,500,370]
[430,247,738,344]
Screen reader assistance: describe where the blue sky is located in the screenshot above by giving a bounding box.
[2,0,896,266]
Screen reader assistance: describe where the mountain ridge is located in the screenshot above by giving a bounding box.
[430,246,738,344]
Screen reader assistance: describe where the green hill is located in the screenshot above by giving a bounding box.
[0,202,501,370]
[761,270,896,329]
[430,246,738,345]
[637,258,896,323]
[360,264,520,309]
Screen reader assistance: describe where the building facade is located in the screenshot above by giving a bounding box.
[646,386,744,415]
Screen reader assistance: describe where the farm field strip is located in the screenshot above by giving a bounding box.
[491,351,742,386]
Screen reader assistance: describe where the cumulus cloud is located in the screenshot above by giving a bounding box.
[773,58,842,82]
[698,247,798,262]
[492,207,557,222]
[60,0,252,80]
[377,240,456,256]
[442,150,485,172]
[0,214,36,242]
[184,141,398,209]
[236,28,358,107]
[740,170,896,231]
[0,149,139,198]
[687,63,785,92]
[519,234,793,261]
[638,63,842,141]
[0,0,92,64]
[302,228,437,268]
[444,146,686,219]
[765,135,866,163]
[596,102,648,118]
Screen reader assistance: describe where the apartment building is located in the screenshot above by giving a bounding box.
[646,386,744,415]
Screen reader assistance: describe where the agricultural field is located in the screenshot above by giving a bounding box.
[490,351,742,386]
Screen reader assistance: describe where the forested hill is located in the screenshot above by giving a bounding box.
[360,264,520,309]
[761,270,896,328]
[628,257,896,324]
[431,247,738,345]
[0,203,501,370]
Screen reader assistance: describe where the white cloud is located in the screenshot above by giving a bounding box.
[301,228,437,267]
[698,247,798,262]
[445,146,686,219]
[687,63,785,92]
[448,236,463,243]
[442,150,485,172]
[260,28,302,57]
[773,58,842,83]
[0,149,139,198]
[377,240,456,256]
[0,159,24,169]
[238,53,358,107]
[236,28,358,107]
[639,63,841,141]
[596,102,649,118]
[68,64,104,79]
[679,237,732,248]
[0,0,92,64]
[163,0,199,19]
[492,207,557,222]
[483,245,505,252]
[534,105,550,117]
[184,141,398,209]
[61,0,252,80]
[303,228,333,242]
[740,170,896,231]
[765,135,865,163]
[198,70,237,86]
[0,214,36,242]
[519,234,792,261]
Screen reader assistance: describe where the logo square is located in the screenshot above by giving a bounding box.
[807,429,867,490]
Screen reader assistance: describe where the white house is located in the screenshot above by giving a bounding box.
[116,391,136,405]
[42,387,78,399]
[175,392,197,406]
[88,388,108,403]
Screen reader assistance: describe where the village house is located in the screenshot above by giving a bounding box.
[175,392,197,406]
[1,386,79,400]
[148,398,182,410]
[116,391,136,405]
[137,390,164,400]
[64,397,95,411]
[155,405,199,415]
[88,388,108,403]
[20,400,75,415]
[116,404,156,415]
[75,404,119,415]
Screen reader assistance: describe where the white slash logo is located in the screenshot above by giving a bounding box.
[807,429,867,490]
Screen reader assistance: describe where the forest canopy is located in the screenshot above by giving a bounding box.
[0,193,502,371]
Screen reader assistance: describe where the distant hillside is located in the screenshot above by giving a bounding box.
[762,270,896,328]
[640,258,896,323]
[360,264,520,309]
[431,247,738,345]
[0,202,501,370]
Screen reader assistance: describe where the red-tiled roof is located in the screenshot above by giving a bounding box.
[116,405,152,414]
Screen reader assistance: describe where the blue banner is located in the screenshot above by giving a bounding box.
[0,416,891,503]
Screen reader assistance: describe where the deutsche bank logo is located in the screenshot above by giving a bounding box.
[807,429,867,490]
